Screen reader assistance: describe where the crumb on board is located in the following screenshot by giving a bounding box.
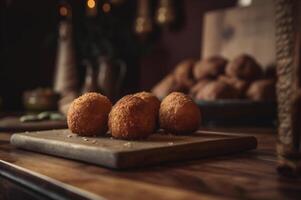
[92,140,97,144]
[83,137,89,141]
[168,142,174,146]
[123,142,133,148]
[67,134,73,138]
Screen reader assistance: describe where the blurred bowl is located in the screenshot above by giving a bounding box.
[23,88,60,112]
[196,99,277,126]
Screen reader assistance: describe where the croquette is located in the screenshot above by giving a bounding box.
[133,91,160,115]
[108,95,156,140]
[67,92,112,136]
[225,54,262,81]
[134,91,161,131]
[159,92,201,134]
[193,56,228,80]
[195,81,240,101]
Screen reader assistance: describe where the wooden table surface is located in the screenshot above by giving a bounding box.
[0,127,301,200]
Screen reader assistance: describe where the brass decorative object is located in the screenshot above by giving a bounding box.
[86,0,98,17]
[134,0,153,35]
[155,0,175,26]
[275,0,301,177]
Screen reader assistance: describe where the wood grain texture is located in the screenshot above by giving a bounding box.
[10,129,256,169]
[0,117,67,132]
[1,128,301,200]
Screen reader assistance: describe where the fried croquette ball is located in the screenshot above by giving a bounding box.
[67,92,112,136]
[173,59,196,88]
[195,81,240,101]
[246,79,276,101]
[225,54,262,81]
[193,56,228,80]
[108,95,156,140]
[159,92,201,134]
[134,91,161,131]
[133,92,160,115]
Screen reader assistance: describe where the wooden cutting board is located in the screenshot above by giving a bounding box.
[10,129,257,169]
[0,117,67,132]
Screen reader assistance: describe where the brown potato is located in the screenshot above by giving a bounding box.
[225,54,262,81]
[246,79,276,101]
[67,92,112,136]
[108,95,156,140]
[195,81,240,101]
[159,92,201,134]
[173,59,196,88]
[193,56,228,80]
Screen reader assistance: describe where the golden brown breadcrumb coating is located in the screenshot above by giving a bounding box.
[108,95,156,140]
[133,92,160,115]
[159,92,201,134]
[67,92,112,136]
[134,91,161,131]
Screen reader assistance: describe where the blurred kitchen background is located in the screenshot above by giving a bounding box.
[0,0,240,110]
[0,0,277,127]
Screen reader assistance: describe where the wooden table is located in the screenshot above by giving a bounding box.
[0,127,300,200]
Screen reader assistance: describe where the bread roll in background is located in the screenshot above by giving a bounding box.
[173,59,196,89]
[151,74,186,98]
[189,79,213,98]
[225,54,262,81]
[195,81,240,101]
[152,54,276,102]
[193,56,228,80]
[246,79,276,101]
[218,76,249,97]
